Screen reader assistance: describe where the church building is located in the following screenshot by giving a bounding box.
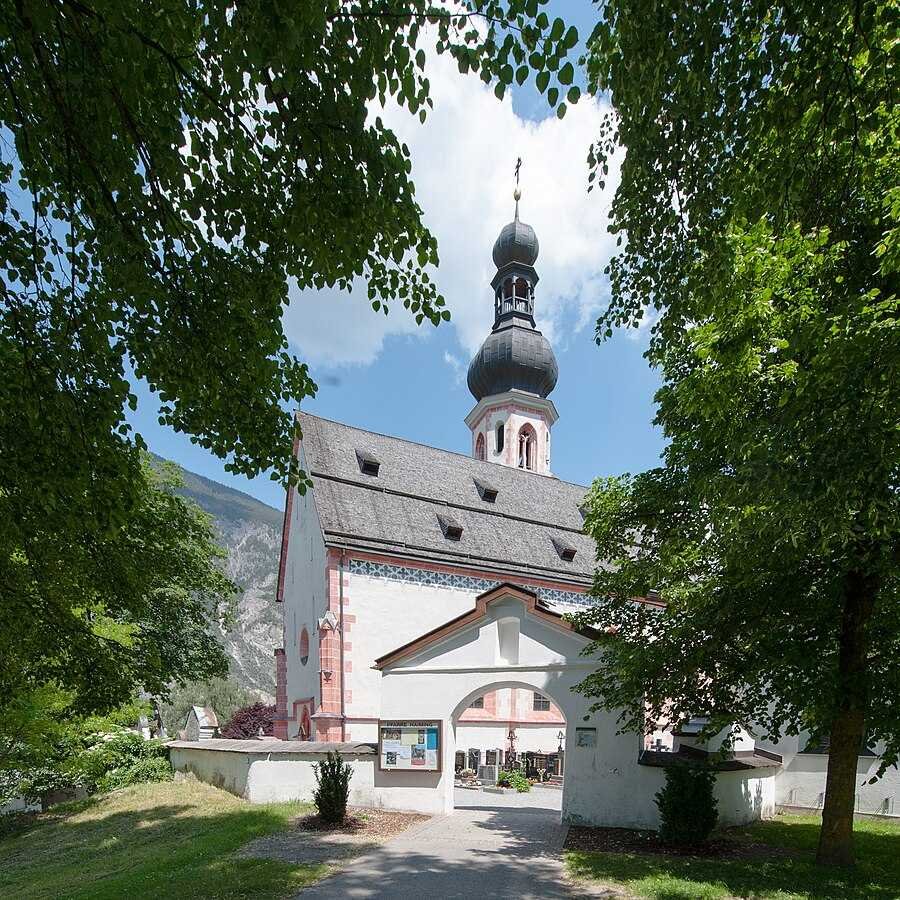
[270,196,899,821]
[274,193,591,768]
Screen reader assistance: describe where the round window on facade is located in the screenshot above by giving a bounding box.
[299,627,309,666]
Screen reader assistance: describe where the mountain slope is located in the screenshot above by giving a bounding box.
[162,459,284,700]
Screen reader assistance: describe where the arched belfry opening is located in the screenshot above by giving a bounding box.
[517,423,537,471]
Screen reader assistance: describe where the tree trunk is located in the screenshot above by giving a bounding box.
[815,569,878,867]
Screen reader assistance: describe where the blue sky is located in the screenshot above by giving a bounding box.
[129,1,665,510]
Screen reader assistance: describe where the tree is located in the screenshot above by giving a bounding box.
[159,676,256,737]
[0,457,235,719]
[577,0,898,867]
[220,702,275,739]
[0,690,151,805]
[0,0,580,724]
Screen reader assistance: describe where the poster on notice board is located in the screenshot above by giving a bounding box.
[378,720,441,772]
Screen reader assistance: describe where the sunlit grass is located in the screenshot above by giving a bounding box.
[566,813,900,900]
[0,780,325,900]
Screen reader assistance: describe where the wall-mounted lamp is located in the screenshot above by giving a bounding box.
[317,610,340,632]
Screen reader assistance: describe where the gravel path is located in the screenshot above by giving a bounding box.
[293,787,583,899]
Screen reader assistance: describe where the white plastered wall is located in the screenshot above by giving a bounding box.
[281,443,328,737]
[760,733,900,817]
[377,590,778,824]
[170,745,378,806]
[344,572,487,730]
[377,592,645,823]
[470,404,554,474]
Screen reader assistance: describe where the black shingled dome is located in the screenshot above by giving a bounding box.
[492,217,539,268]
[467,322,558,400]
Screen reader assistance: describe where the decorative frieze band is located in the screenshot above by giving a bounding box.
[348,558,590,611]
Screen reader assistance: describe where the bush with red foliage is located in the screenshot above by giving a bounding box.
[219,702,275,739]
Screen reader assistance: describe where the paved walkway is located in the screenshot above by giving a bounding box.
[295,787,575,899]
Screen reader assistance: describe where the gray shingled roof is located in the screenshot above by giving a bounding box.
[298,413,601,585]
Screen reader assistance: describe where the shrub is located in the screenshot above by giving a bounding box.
[498,768,531,792]
[655,763,719,845]
[97,756,173,792]
[17,765,83,806]
[76,732,170,793]
[220,702,275,739]
[313,751,352,824]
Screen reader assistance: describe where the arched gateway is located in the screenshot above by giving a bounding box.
[374,583,640,823]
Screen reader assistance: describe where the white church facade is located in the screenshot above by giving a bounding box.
[273,195,592,766]
[254,197,900,823]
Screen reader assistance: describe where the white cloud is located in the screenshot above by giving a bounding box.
[284,52,620,368]
[443,350,465,385]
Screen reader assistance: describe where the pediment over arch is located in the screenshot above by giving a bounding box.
[373,582,598,671]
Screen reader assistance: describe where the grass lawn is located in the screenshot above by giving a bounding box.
[0,780,325,900]
[566,813,900,899]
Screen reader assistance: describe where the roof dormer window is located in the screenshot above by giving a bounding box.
[552,537,577,562]
[356,449,380,477]
[437,513,463,541]
[473,477,498,503]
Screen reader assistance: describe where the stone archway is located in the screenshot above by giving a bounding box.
[374,583,611,819]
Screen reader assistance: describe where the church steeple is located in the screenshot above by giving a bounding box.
[465,185,559,475]
[489,189,540,326]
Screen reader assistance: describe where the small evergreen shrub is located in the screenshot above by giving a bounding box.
[655,763,718,845]
[220,703,275,739]
[313,751,353,824]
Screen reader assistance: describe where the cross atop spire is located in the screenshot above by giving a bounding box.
[513,157,523,219]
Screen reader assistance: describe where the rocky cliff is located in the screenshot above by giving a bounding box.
[172,462,284,701]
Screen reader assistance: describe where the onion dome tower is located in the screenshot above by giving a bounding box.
[465,189,559,475]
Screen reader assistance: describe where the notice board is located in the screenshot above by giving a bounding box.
[378,720,442,772]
